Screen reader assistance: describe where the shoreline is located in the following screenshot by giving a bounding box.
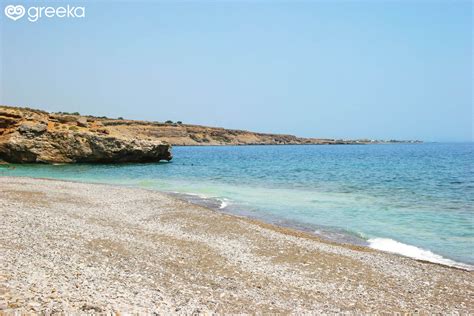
[1,176,473,313]
[2,174,472,271]
[170,142,422,147]
[168,191,473,271]
[2,174,473,272]
[0,104,422,166]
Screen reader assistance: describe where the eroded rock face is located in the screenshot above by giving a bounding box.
[0,105,414,163]
[0,106,172,164]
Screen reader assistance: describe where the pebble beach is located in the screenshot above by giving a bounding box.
[0,177,472,314]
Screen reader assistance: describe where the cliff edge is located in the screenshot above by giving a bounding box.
[0,106,172,163]
[0,105,419,164]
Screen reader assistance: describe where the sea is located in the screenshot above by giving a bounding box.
[1,143,473,269]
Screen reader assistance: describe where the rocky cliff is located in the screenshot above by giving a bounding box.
[0,106,172,163]
[0,105,418,164]
[81,120,409,146]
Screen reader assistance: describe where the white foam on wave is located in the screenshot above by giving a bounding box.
[170,191,230,209]
[219,199,229,209]
[368,238,473,271]
[171,191,209,199]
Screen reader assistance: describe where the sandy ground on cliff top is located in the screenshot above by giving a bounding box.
[0,177,472,314]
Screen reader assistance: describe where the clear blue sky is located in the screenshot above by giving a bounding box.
[1,0,472,141]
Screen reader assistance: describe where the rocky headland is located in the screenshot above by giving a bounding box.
[0,105,420,163]
[0,106,172,163]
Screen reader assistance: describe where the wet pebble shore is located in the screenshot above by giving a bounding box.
[0,177,472,314]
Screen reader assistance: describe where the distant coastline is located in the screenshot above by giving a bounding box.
[47,108,423,146]
[0,105,421,160]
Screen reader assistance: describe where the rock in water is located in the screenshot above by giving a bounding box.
[0,106,172,164]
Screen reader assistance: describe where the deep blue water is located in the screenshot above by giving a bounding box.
[1,143,473,268]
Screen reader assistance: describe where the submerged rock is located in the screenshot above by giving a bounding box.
[0,106,172,164]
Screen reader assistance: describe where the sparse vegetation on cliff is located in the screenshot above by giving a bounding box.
[0,106,172,164]
[0,105,421,164]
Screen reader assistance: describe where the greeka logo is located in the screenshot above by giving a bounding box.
[4,4,25,21]
[4,4,85,22]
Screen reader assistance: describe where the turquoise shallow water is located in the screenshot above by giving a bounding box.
[1,143,473,268]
